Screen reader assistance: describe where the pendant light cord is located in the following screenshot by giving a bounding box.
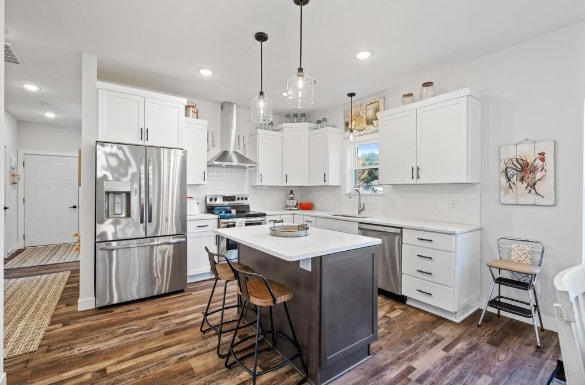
[350,96,353,132]
[260,40,264,94]
[299,1,303,71]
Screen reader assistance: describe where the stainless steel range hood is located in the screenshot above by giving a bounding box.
[207,101,258,168]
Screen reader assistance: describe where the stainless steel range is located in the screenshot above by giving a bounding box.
[207,194,266,259]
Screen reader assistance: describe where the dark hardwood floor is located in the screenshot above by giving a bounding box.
[4,262,560,384]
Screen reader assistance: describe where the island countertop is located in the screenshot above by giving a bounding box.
[214,224,381,261]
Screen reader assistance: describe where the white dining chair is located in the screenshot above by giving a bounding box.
[554,264,585,384]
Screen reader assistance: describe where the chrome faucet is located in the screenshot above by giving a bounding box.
[349,186,366,215]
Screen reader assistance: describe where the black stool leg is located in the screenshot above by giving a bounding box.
[283,302,307,382]
[252,306,262,385]
[225,298,247,368]
[216,280,230,358]
[269,306,276,349]
[200,277,219,333]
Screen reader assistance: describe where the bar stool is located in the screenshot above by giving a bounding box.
[200,247,254,357]
[224,259,307,385]
[478,237,545,347]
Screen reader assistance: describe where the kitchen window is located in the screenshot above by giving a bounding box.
[349,135,384,194]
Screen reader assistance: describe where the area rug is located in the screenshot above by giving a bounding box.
[547,360,567,385]
[5,243,78,269]
[4,271,70,359]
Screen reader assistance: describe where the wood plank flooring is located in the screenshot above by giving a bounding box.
[4,262,560,384]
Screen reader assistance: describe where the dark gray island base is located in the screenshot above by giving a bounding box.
[238,244,378,385]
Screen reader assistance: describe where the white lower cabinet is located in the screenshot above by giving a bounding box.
[314,217,358,234]
[401,228,479,322]
[187,218,218,282]
[293,215,316,226]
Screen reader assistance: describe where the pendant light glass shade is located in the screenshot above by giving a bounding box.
[286,70,315,108]
[251,32,273,124]
[287,0,314,108]
[251,92,273,123]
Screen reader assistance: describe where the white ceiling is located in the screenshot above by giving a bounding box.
[5,0,585,127]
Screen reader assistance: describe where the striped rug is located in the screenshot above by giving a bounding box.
[5,243,79,269]
[4,271,70,359]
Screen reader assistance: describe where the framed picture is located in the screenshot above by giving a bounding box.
[499,139,555,205]
[344,95,385,134]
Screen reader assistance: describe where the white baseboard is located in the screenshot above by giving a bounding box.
[0,372,6,385]
[78,297,95,311]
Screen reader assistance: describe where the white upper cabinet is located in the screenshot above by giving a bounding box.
[379,88,481,184]
[309,127,343,186]
[97,81,186,148]
[184,118,209,184]
[249,130,282,186]
[280,124,314,186]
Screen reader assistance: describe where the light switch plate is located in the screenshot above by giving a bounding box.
[299,258,311,272]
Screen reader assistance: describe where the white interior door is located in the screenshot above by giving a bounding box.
[24,154,78,246]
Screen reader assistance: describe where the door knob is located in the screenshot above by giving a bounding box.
[3,206,8,210]
[69,205,78,209]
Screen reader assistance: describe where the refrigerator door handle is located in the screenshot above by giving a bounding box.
[98,238,186,251]
[148,157,153,223]
[139,158,145,224]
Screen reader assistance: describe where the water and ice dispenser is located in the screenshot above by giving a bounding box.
[103,181,131,218]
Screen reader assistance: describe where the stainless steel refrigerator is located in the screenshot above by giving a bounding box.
[95,142,187,307]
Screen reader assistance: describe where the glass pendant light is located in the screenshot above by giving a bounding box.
[286,0,315,108]
[251,32,273,123]
[347,92,356,142]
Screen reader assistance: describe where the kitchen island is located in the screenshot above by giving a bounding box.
[214,225,381,385]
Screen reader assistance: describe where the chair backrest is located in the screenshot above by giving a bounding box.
[554,264,585,384]
[223,258,277,305]
[204,246,227,278]
[497,237,545,267]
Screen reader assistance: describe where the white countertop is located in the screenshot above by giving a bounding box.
[260,210,480,234]
[214,224,381,262]
[187,213,218,221]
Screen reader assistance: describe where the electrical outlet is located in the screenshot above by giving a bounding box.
[299,258,312,272]
[449,200,457,209]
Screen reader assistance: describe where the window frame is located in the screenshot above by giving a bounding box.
[345,133,384,195]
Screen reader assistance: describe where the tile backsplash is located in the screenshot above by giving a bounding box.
[188,167,480,224]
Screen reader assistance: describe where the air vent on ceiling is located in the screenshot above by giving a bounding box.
[4,43,21,65]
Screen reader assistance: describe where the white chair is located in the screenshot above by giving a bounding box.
[554,265,585,385]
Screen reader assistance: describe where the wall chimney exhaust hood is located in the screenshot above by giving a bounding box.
[207,102,258,168]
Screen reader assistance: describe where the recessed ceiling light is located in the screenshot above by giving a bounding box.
[198,68,213,76]
[44,111,56,119]
[355,51,372,60]
[23,83,40,92]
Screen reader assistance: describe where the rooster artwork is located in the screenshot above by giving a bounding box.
[500,140,555,205]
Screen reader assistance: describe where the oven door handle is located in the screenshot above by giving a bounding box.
[245,220,266,226]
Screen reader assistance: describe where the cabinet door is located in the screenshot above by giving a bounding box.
[416,98,467,183]
[309,132,328,185]
[280,214,294,223]
[282,127,308,186]
[379,110,417,184]
[185,123,207,184]
[250,132,282,186]
[98,89,145,144]
[315,218,358,234]
[187,232,216,276]
[144,98,183,148]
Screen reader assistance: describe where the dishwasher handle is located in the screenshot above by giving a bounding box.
[358,223,402,233]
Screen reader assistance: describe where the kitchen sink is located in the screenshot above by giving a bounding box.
[331,214,370,219]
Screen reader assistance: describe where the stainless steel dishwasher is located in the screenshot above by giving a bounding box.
[358,223,405,302]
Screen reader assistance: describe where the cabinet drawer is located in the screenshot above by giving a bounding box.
[403,275,454,312]
[403,229,454,252]
[402,245,454,286]
[187,219,218,233]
